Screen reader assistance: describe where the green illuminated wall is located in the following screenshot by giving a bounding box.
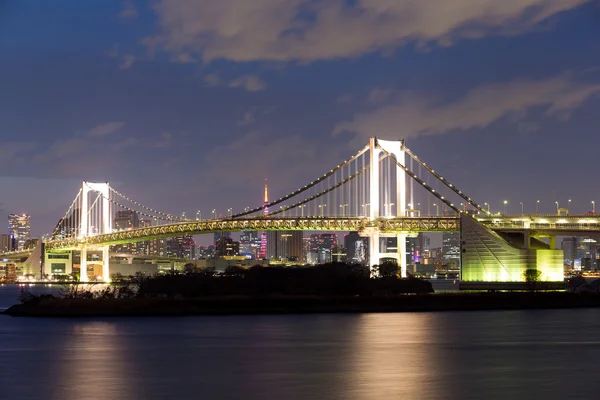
[460,215,563,283]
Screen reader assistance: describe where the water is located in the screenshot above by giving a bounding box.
[2,286,600,399]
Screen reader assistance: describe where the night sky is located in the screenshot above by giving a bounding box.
[1,0,600,238]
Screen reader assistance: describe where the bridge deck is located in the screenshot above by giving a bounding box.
[6,214,600,255]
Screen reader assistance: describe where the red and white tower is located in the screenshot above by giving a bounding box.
[258,181,268,259]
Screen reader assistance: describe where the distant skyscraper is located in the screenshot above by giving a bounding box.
[8,214,31,251]
[258,182,268,259]
[240,231,261,259]
[344,232,368,265]
[113,210,140,253]
[114,210,139,230]
[442,231,461,267]
[267,231,303,262]
[306,233,338,263]
[0,234,11,252]
[215,236,240,257]
[214,232,232,246]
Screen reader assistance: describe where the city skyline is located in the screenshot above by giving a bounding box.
[2,1,600,237]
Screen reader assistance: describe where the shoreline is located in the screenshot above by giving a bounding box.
[4,292,600,317]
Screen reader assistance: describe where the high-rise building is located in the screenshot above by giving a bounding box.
[562,236,599,271]
[306,233,338,264]
[147,238,166,257]
[344,232,368,265]
[258,182,269,259]
[240,231,261,259]
[214,232,232,246]
[165,236,196,258]
[113,210,140,254]
[114,210,139,230]
[0,234,11,252]
[442,231,461,267]
[215,237,240,257]
[267,231,303,262]
[8,214,31,251]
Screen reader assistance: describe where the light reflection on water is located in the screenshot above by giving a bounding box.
[2,285,600,399]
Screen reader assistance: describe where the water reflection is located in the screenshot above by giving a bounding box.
[49,322,133,400]
[346,313,442,399]
[3,307,600,399]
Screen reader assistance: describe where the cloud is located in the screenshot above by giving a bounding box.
[116,137,139,148]
[146,0,590,63]
[203,73,221,87]
[119,54,136,69]
[201,131,330,191]
[333,75,600,140]
[237,111,256,126]
[367,88,391,105]
[0,142,36,161]
[229,75,266,92]
[86,121,125,137]
[203,73,267,92]
[119,0,139,19]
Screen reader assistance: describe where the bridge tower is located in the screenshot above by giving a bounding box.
[368,138,408,277]
[79,181,111,282]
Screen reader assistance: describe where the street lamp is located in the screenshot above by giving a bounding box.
[536,200,540,214]
[318,204,327,217]
[433,203,439,216]
[361,203,370,217]
[592,201,596,214]
[484,202,490,214]
[228,208,232,218]
[196,210,201,220]
[555,201,559,214]
[212,209,216,219]
[503,200,508,215]
[340,204,348,217]
[520,202,524,215]
[383,202,394,216]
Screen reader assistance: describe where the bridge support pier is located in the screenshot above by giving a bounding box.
[398,233,407,278]
[102,245,110,282]
[368,230,380,277]
[80,247,88,282]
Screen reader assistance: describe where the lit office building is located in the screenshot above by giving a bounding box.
[306,233,339,264]
[442,231,461,268]
[214,232,232,247]
[344,232,368,265]
[267,231,303,262]
[113,210,140,254]
[240,231,261,259]
[215,236,240,257]
[0,234,11,252]
[8,213,31,251]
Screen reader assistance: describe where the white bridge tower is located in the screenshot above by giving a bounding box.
[79,181,112,282]
[367,138,408,277]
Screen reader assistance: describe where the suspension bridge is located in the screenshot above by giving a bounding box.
[3,138,599,287]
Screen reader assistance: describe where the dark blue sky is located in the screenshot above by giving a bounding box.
[1,0,600,237]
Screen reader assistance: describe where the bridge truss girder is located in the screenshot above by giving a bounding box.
[44,217,460,251]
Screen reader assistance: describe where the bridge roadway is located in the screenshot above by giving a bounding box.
[5,214,600,255]
[46,214,600,251]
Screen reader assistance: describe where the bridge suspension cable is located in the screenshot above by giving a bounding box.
[401,144,489,215]
[108,186,181,221]
[231,144,370,219]
[377,144,461,215]
[51,188,82,239]
[267,165,369,217]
